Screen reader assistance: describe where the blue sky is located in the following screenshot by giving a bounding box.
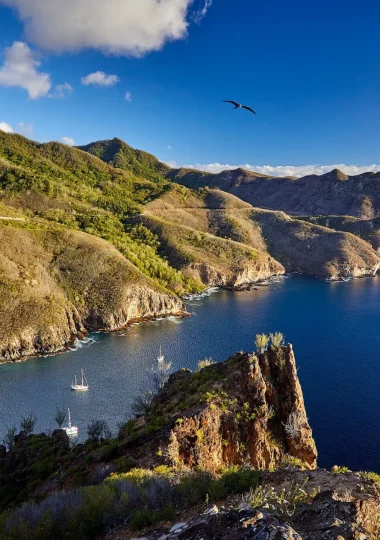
[0,0,379,176]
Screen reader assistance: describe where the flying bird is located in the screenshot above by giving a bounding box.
[223,100,256,114]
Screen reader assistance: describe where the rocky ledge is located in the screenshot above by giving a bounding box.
[119,345,317,472]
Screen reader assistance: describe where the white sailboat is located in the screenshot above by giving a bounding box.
[71,368,89,391]
[157,345,165,365]
[63,408,78,437]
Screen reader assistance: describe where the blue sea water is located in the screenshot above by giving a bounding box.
[0,275,379,471]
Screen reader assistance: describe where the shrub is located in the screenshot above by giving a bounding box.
[248,480,315,520]
[255,333,269,353]
[86,420,111,442]
[197,357,215,370]
[331,465,350,475]
[283,411,302,440]
[361,471,380,483]
[20,414,37,435]
[280,455,306,470]
[270,332,285,348]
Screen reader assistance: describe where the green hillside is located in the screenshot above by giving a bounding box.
[0,132,199,295]
[78,137,170,183]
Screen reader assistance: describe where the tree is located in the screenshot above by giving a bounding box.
[87,420,111,442]
[255,333,270,354]
[54,407,67,429]
[20,413,37,435]
[3,426,17,450]
[270,332,285,348]
[132,390,154,416]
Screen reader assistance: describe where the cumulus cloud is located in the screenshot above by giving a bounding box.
[18,122,33,134]
[0,0,211,56]
[61,136,75,146]
[0,41,51,99]
[165,161,380,177]
[81,71,119,87]
[124,91,132,102]
[0,121,14,133]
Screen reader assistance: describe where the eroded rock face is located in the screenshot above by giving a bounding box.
[119,345,317,472]
[183,256,284,289]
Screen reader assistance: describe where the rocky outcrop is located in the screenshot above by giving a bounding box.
[0,226,185,362]
[183,256,284,289]
[132,507,302,539]
[119,345,317,472]
[123,470,380,540]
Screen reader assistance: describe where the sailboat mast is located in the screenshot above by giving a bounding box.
[68,408,71,428]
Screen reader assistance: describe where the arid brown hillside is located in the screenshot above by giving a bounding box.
[171,167,380,218]
[144,186,380,279]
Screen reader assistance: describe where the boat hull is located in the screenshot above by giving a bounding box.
[71,385,89,391]
[63,426,78,436]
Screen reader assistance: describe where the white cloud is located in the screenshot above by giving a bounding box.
[0,121,14,133]
[124,91,132,102]
[167,145,173,150]
[0,0,211,56]
[61,136,75,146]
[193,0,212,22]
[165,161,380,178]
[81,71,119,87]
[0,41,51,99]
[54,82,73,97]
[17,122,33,134]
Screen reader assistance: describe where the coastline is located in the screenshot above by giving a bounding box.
[1,272,378,366]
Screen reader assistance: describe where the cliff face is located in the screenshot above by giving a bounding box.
[119,345,317,472]
[0,226,185,362]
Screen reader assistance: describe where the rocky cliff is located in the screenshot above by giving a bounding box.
[1,345,380,540]
[119,345,317,472]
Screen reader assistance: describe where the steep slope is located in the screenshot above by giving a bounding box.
[139,214,284,288]
[0,223,184,362]
[144,186,380,279]
[170,167,380,218]
[303,214,380,253]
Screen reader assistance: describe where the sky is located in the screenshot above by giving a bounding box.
[0,0,379,177]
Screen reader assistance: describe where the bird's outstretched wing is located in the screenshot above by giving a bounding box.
[242,105,256,114]
[223,100,240,107]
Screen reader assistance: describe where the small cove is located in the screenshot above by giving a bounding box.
[0,275,379,471]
